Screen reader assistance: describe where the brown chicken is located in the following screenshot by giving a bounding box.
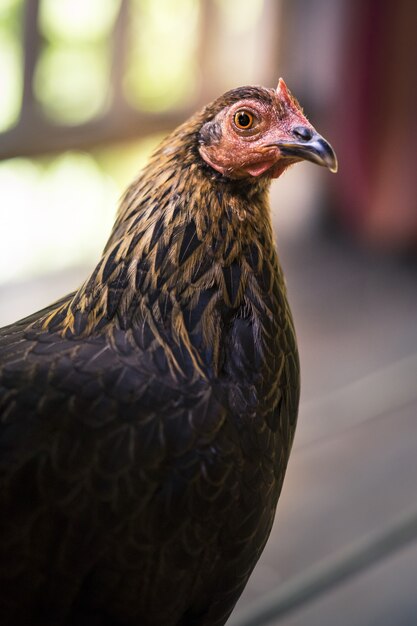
[0,79,337,625]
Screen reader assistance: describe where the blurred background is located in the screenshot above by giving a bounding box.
[0,0,416,624]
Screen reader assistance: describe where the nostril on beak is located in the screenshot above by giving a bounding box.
[292,126,313,141]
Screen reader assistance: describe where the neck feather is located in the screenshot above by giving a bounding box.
[43,122,287,376]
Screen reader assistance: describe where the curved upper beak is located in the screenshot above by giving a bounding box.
[275,132,338,173]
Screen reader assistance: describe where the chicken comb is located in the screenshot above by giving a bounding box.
[276,77,304,115]
[276,77,292,104]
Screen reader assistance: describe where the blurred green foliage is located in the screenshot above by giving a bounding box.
[40,0,121,42]
[0,0,22,132]
[36,0,120,123]
[0,0,200,127]
[0,0,266,285]
[0,154,117,280]
[35,44,111,124]
[0,0,198,283]
[127,0,199,111]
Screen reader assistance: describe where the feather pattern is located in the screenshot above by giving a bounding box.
[0,85,301,626]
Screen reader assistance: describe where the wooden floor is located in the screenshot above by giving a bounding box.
[1,228,416,625]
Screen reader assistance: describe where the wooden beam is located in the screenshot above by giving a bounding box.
[0,106,195,161]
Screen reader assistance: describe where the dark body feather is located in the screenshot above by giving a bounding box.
[0,87,300,625]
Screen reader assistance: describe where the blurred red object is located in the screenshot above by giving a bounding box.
[334,1,417,249]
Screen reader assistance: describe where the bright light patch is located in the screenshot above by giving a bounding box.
[126,0,199,111]
[40,0,121,42]
[0,30,22,131]
[0,0,20,19]
[0,154,118,283]
[217,0,264,33]
[34,45,109,124]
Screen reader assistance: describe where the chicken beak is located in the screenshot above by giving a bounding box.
[275,131,338,173]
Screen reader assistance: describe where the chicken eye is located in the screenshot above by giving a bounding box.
[234,110,254,130]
